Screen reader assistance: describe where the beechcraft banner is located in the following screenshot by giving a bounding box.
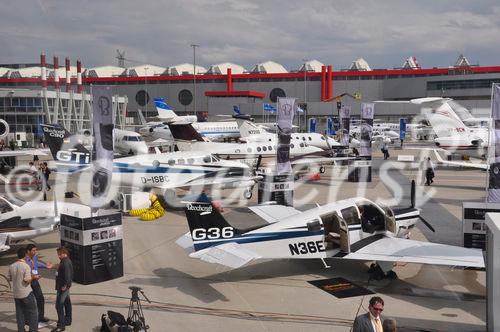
[359,103,374,158]
[276,97,295,175]
[488,84,500,202]
[340,106,351,146]
[91,86,114,210]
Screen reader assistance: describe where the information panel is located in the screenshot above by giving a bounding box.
[462,202,500,250]
[60,212,123,285]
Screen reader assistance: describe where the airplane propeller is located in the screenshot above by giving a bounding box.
[410,179,435,232]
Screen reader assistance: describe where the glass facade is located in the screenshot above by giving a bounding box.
[427,78,500,91]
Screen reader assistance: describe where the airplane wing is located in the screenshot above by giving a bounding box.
[433,149,487,170]
[189,242,261,269]
[0,149,48,157]
[343,236,484,268]
[249,204,302,223]
[0,233,10,252]
[155,175,260,190]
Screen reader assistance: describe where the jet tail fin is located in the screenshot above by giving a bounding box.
[168,123,206,142]
[154,97,177,120]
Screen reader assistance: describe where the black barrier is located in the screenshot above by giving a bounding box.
[60,213,123,285]
[348,159,372,182]
[257,173,294,207]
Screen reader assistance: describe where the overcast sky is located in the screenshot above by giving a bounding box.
[1,0,499,71]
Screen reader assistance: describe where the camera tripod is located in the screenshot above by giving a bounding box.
[127,286,151,332]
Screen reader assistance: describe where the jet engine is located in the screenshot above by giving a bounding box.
[0,119,9,140]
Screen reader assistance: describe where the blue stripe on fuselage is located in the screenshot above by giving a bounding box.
[192,229,323,251]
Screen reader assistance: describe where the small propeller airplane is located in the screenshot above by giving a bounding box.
[176,181,484,279]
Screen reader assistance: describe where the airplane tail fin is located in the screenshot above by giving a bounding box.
[423,101,470,138]
[183,200,238,249]
[41,124,92,170]
[154,97,177,120]
[168,123,206,142]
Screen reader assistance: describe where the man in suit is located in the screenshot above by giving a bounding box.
[353,296,386,332]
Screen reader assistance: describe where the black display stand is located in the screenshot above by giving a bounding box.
[348,159,372,182]
[60,212,123,285]
[257,173,294,207]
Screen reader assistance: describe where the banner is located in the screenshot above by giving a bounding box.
[91,86,114,210]
[308,118,317,133]
[276,97,295,175]
[399,118,407,140]
[488,83,500,202]
[340,106,351,146]
[327,118,335,136]
[359,103,374,158]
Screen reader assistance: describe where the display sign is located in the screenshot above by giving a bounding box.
[257,173,294,206]
[359,103,374,158]
[60,212,123,285]
[308,117,317,133]
[462,202,500,250]
[340,106,351,146]
[326,118,335,136]
[488,83,500,202]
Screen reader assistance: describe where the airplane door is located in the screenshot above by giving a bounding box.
[338,217,350,253]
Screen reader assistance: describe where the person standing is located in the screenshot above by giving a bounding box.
[8,247,38,332]
[353,296,386,332]
[51,247,73,332]
[42,162,51,190]
[424,157,435,186]
[26,244,52,325]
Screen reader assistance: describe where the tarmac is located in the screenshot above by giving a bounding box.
[0,146,488,331]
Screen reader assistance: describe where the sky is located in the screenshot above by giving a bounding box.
[1,0,500,71]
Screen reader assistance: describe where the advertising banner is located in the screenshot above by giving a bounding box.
[488,84,500,203]
[91,86,114,209]
[308,117,316,133]
[276,97,295,175]
[340,106,351,146]
[399,118,407,140]
[327,117,335,136]
[359,103,374,158]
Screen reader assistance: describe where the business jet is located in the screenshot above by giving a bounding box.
[238,121,342,150]
[41,124,259,199]
[0,119,48,158]
[176,181,484,278]
[0,195,89,252]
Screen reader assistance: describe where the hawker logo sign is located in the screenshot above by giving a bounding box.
[186,203,213,213]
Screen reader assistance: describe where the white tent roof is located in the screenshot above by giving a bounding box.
[9,66,42,78]
[206,62,246,74]
[402,56,420,70]
[168,63,207,75]
[455,54,471,68]
[349,58,372,71]
[48,66,85,79]
[127,64,166,76]
[250,61,288,74]
[0,67,11,78]
[85,65,127,78]
[298,59,324,72]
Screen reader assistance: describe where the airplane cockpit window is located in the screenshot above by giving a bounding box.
[211,155,220,162]
[168,159,176,166]
[0,199,13,213]
[3,196,24,207]
[340,207,360,225]
[357,202,386,233]
[203,156,211,163]
[320,136,325,140]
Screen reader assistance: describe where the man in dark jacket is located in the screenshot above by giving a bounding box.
[353,296,386,332]
[51,247,73,332]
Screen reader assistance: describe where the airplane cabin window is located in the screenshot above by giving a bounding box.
[357,203,386,232]
[290,144,295,148]
[341,207,361,225]
[308,137,312,141]
[268,146,272,150]
[257,147,261,152]
[187,158,194,164]
[168,159,176,166]
[262,146,267,151]
[0,200,13,213]
[247,148,252,153]
[177,158,185,165]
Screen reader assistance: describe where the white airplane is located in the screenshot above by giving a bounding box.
[238,121,342,150]
[417,97,488,159]
[41,124,259,199]
[0,119,48,158]
[0,195,90,252]
[77,128,148,156]
[176,182,484,277]
[148,98,240,141]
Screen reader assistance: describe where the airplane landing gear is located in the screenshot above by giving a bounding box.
[319,166,326,174]
[243,189,253,199]
[368,263,398,280]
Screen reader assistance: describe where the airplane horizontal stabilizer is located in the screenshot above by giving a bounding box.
[189,242,260,269]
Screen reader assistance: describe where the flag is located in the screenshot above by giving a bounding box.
[276,98,295,175]
[233,105,240,114]
[263,103,277,113]
[488,83,500,202]
[340,106,351,146]
[91,86,114,210]
[359,103,374,158]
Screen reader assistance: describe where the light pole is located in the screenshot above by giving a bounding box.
[301,59,309,132]
[144,66,149,117]
[191,44,199,117]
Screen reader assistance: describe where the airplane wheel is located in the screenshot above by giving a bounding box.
[319,166,326,174]
[386,270,398,280]
[243,189,252,200]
